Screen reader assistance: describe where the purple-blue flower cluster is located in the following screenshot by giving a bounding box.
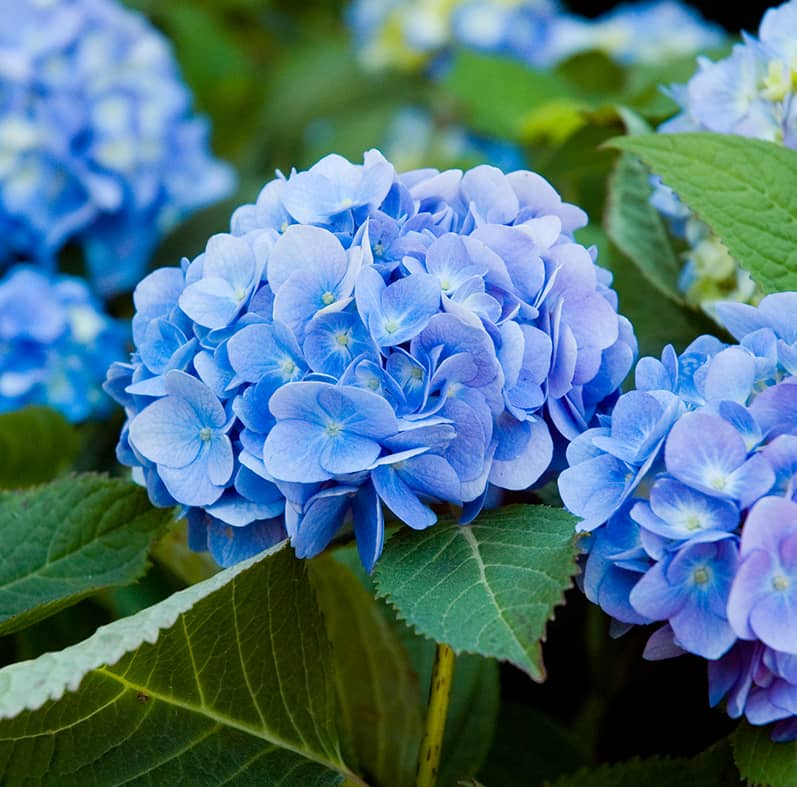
[0,266,127,422]
[560,292,797,740]
[107,150,635,571]
[0,0,234,296]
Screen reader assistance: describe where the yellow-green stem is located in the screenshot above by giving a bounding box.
[415,643,456,787]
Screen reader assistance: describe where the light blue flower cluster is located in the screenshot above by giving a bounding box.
[107,150,636,571]
[652,0,797,308]
[560,292,797,741]
[0,0,234,296]
[347,0,722,72]
[0,266,127,422]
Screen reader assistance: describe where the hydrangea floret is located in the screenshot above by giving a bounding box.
[652,0,797,308]
[0,0,234,295]
[0,266,127,421]
[560,291,797,741]
[107,150,636,571]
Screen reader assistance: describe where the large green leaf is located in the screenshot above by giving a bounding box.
[310,555,423,787]
[605,151,683,303]
[734,722,797,787]
[609,133,797,294]
[0,544,360,786]
[0,407,78,489]
[0,475,173,636]
[374,505,579,680]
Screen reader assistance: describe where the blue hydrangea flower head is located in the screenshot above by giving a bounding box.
[108,149,636,572]
[0,0,235,295]
[652,0,797,310]
[560,291,797,740]
[0,265,127,421]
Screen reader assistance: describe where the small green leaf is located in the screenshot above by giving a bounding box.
[545,741,739,786]
[310,554,423,787]
[0,475,173,636]
[608,133,797,294]
[0,544,360,786]
[734,722,797,787]
[605,151,684,303]
[0,407,78,489]
[374,505,579,680]
[478,704,586,786]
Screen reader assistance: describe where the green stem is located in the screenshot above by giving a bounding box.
[416,643,456,787]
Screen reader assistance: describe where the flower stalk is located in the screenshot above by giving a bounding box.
[416,642,456,787]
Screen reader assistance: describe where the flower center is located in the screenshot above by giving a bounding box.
[693,567,710,586]
[321,291,336,306]
[367,376,380,391]
[325,421,343,438]
[281,359,296,377]
[384,319,400,335]
[410,367,423,381]
[685,515,702,531]
[199,427,212,442]
[773,574,791,592]
[335,332,350,347]
[709,474,727,491]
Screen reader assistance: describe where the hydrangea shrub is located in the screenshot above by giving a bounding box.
[106,150,636,571]
[0,0,235,295]
[0,266,126,421]
[652,0,797,308]
[560,292,797,741]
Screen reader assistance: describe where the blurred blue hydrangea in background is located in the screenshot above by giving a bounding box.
[560,292,797,741]
[0,266,127,422]
[106,150,636,571]
[348,0,723,72]
[652,0,797,309]
[0,0,235,296]
[379,106,526,173]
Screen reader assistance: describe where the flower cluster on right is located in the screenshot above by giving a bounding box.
[652,0,797,308]
[560,293,797,741]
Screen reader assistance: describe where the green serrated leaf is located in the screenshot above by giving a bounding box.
[608,133,797,294]
[0,407,78,489]
[310,554,423,787]
[605,151,684,303]
[0,475,173,636]
[374,505,579,680]
[0,544,360,786]
[545,740,738,787]
[734,722,797,787]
